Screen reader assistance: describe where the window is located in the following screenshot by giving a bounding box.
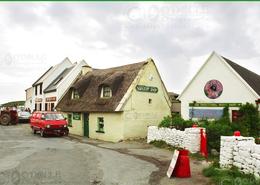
[97,117,104,133]
[40,84,42,95]
[51,103,55,111]
[101,86,112,98]
[39,103,42,111]
[35,86,38,95]
[73,113,81,120]
[149,98,152,104]
[72,89,80,99]
[45,103,48,111]
[45,113,64,120]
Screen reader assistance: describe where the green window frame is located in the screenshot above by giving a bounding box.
[73,113,81,120]
[96,117,104,133]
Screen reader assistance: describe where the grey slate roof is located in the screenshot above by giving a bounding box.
[222,56,260,96]
[44,66,74,93]
[32,66,53,86]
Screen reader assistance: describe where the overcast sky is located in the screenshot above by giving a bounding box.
[0,2,260,104]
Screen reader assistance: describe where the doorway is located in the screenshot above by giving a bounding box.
[83,113,89,137]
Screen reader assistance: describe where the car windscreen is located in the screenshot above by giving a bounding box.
[45,113,65,120]
[20,112,31,116]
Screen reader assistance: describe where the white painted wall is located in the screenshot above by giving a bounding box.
[147,126,203,153]
[179,53,259,120]
[56,60,87,101]
[42,58,72,90]
[32,58,73,111]
[220,136,260,178]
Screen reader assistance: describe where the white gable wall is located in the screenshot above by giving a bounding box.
[56,60,87,101]
[43,58,73,90]
[179,53,258,120]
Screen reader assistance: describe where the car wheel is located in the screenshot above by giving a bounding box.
[32,128,36,134]
[40,129,45,137]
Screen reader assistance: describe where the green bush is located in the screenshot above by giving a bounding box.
[158,115,172,128]
[203,163,260,185]
[159,103,260,153]
[236,103,260,137]
[159,114,193,130]
[200,119,233,152]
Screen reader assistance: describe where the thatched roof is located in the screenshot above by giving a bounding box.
[56,61,148,112]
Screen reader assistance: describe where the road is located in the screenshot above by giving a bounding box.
[0,124,211,185]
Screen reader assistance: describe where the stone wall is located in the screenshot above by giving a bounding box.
[220,136,260,178]
[147,126,203,153]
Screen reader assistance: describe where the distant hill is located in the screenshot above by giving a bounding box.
[0,101,25,108]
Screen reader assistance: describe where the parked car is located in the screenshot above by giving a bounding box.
[18,111,31,123]
[30,111,69,137]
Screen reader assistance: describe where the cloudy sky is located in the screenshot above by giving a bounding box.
[0,2,260,104]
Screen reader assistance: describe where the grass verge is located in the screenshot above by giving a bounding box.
[203,162,260,185]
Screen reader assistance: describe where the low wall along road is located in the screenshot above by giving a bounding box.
[147,126,204,153]
[220,136,260,178]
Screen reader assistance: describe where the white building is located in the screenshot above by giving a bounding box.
[178,51,260,121]
[30,58,87,111]
[25,87,33,111]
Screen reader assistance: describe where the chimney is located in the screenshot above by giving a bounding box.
[81,64,92,76]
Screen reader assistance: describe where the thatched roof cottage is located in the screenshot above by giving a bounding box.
[56,58,171,142]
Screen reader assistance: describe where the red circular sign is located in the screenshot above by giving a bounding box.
[204,80,223,99]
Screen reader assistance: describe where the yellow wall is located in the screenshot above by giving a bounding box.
[89,113,124,142]
[62,60,171,142]
[64,113,84,136]
[122,60,171,139]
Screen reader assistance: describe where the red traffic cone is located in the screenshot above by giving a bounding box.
[173,149,191,178]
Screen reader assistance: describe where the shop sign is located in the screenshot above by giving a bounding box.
[35,98,42,102]
[73,113,81,120]
[189,102,242,107]
[46,97,57,102]
[136,85,158,93]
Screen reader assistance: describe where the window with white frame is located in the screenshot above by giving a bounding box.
[97,117,104,132]
[72,89,80,99]
[101,86,112,98]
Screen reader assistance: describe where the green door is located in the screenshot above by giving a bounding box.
[83,113,89,137]
[67,114,72,127]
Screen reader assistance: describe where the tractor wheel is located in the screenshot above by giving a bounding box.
[0,114,11,126]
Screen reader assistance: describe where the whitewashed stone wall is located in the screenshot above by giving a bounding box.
[147,126,203,153]
[220,136,260,178]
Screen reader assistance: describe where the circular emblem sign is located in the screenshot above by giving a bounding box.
[204,80,223,99]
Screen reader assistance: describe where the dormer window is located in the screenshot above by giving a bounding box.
[72,89,80,99]
[101,86,112,98]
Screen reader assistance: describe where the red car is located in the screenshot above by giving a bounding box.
[30,111,69,137]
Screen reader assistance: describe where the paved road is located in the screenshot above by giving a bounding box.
[0,124,211,185]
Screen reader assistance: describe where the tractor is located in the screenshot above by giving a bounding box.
[0,110,18,125]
